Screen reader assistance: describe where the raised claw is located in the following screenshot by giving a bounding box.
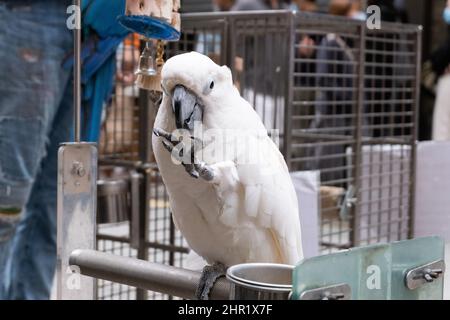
[194,162,215,182]
[161,140,174,153]
[153,127,178,143]
[155,127,213,181]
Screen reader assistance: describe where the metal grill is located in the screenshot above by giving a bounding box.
[96,11,421,299]
[96,168,188,300]
[99,38,140,161]
[288,13,420,253]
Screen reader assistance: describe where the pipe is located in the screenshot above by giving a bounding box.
[69,249,231,300]
[74,0,81,142]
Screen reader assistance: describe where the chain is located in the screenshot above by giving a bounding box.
[155,40,165,67]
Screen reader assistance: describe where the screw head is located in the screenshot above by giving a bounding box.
[77,166,86,177]
[71,161,86,177]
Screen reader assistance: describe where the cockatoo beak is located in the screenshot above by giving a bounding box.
[172,85,203,131]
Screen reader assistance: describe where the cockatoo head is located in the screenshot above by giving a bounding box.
[160,52,234,131]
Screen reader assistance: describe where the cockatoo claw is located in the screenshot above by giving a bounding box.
[155,126,215,182]
[161,140,174,153]
[195,262,227,300]
[194,162,215,182]
[153,127,178,143]
[185,164,200,179]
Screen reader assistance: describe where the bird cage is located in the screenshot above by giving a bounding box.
[288,13,420,253]
[96,10,421,299]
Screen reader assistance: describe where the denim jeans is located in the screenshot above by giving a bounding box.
[0,0,72,299]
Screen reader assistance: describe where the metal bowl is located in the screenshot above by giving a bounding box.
[97,170,131,224]
[226,263,293,300]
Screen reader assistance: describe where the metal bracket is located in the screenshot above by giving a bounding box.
[405,260,445,290]
[339,185,356,221]
[64,153,91,194]
[56,142,97,300]
[300,283,351,300]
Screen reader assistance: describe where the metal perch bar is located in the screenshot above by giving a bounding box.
[69,249,231,300]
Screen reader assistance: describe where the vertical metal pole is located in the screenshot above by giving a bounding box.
[138,89,150,163]
[284,11,295,170]
[74,0,81,142]
[409,26,423,239]
[351,22,366,248]
[130,170,149,300]
[56,1,97,300]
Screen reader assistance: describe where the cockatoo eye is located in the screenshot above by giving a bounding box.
[203,79,214,95]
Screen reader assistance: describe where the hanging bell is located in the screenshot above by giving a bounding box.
[135,41,157,77]
[135,40,158,91]
[135,40,165,92]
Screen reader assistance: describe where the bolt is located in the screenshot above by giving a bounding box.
[424,273,433,282]
[422,268,443,282]
[72,161,86,177]
[321,291,345,300]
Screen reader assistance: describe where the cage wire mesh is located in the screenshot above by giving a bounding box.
[289,13,419,253]
[99,34,141,161]
[96,11,421,299]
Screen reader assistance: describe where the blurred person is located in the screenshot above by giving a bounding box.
[213,0,236,11]
[365,0,408,138]
[420,0,450,140]
[292,0,318,12]
[431,0,450,141]
[228,0,294,136]
[291,0,320,169]
[231,0,291,11]
[306,0,356,181]
[424,1,450,89]
[294,0,319,93]
[0,0,128,299]
[194,0,236,62]
[0,0,74,300]
[329,0,352,16]
[349,0,366,20]
[330,0,370,21]
[367,0,404,23]
[296,0,319,58]
[432,70,450,141]
[393,0,408,23]
[100,34,140,156]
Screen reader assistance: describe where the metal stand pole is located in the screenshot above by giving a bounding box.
[56,1,97,300]
[73,0,81,143]
[70,250,231,300]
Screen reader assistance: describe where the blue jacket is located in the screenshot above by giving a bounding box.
[65,0,130,142]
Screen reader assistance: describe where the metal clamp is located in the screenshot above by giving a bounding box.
[299,283,351,300]
[405,260,445,290]
[339,185,356,221]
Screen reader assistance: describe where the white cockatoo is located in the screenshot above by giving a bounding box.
[152,52,303,299]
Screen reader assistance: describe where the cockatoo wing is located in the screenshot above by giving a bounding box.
[211,136,303,265]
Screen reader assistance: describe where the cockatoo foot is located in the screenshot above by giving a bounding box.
[153,127,215,181]
[195,262,227,300]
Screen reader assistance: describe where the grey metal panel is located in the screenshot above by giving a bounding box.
[290,171,320,258]
[414,141,450,243]
[57,143,97,300]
